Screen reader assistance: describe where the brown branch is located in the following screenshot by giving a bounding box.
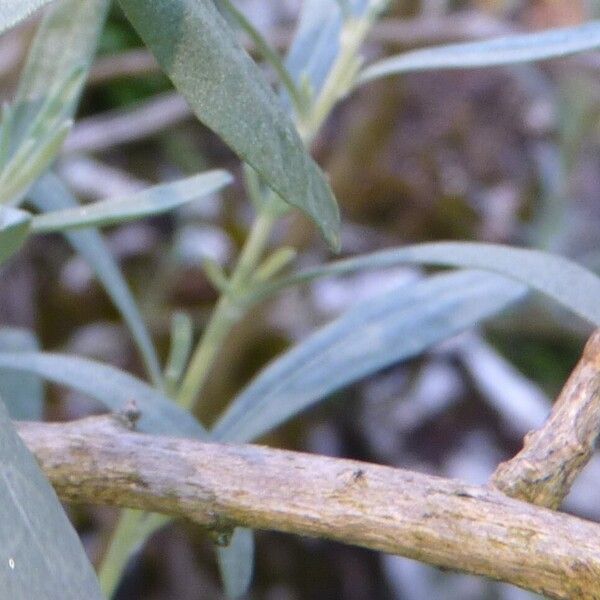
[491,329,600,509]
[16,416,600,600]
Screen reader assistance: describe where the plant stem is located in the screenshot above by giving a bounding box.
[98,6,386,593]
[296,12,374,143]
[176,209,276,410]
[98,206,276,599]
[99,511,168,596]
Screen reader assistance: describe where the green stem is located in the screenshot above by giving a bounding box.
[176,209,276,410]
[98,210,276,599]
[98,5,387,593]
[98,511,142,595]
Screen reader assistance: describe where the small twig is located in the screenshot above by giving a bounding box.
[16,416,600,600]
[491,329,600,509]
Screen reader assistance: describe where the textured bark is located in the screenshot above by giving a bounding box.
[491,329,600,509]
[16,416,600,600]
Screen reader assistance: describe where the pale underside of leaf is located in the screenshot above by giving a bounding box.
[215,270,526,443]
[31,169,232,233]
[268,242,600,327]
[360,20,600,83]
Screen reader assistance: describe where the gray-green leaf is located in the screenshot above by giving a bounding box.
[268,242,600,327]
[217,528,255,599]
[214,270,525,443]
[117,0,340,249]
[0,328,42,420]
[32,170,232,233]
[28,173,163,388]
[13,0,109,129]
[0,352,208,439]
[359,20,600,84]
[0,400,103,599]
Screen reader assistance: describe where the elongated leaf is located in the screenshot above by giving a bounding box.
[0,0,56,36]
[0,400,103,599]
[0,207,31,266]
[32,170,232,233]
[265,242,600,327]
[0,328,42,420]
[13,0,109,128]
[4,0,109,205]
[214,270,525,443]
[0,352,207,438]
[117,0,340,249]
[28,173,163,387]
[359,20,600,84]
[285,0,343,95]
[217,528,255,599]
[284,0,372,105]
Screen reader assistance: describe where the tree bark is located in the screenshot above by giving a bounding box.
[491,329,600,508]
[17,416,600,600]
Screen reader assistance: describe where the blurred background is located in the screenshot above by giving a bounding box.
[2,0,600,598]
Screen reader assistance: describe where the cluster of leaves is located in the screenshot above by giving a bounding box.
[2,0,600,598]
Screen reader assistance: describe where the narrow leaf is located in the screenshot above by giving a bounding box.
[4,0,109,204]
[0,207,31,266]
[359,21,600,84]
[0,328,42,420]
[217,528,255,599]
[14,0,109,125]
[0,352,207,438]
[214,270,525,443]
[117,0,340,249]
[0,400,103,599]
[32,170,232,233]
[266,242,600,327]
[27,173,163,388]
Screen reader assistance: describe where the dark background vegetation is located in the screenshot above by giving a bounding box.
[2,1,600,598]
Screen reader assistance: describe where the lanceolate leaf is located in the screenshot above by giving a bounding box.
[265,242,600,327]
[32,170,232,233]
[0,207,31,266]
[285,0,344,95]
[4,0,109,204]
[28,173,163,388]
[214,270,525,443]
[0,352,207,438]
[216,528,255,599]
[0,328,42,420]
[0,400,103,599]
[13,0,109,129]
[0,0,57,37]
[117,0,340,249]
[359,20,600,84]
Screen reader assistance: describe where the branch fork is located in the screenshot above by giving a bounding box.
[15,329,600,599]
